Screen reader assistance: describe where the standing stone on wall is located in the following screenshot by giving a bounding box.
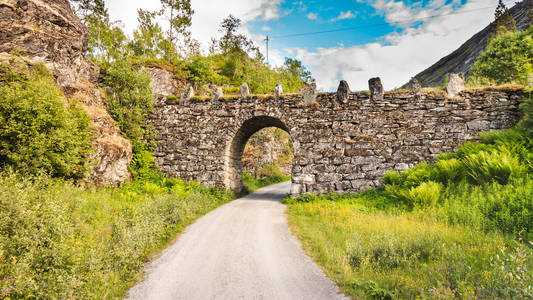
[274,82,283,100]
[369,77,384,101]
[240,83,250,99]
[411,78,422,96]
[302,81,318,104]
[211,85,223,101]
[337,80,350,103]
[446,73,465,97]
[180,85,195,103]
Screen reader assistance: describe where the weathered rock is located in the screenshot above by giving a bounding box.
[446,73,465,97]
[337,80,350,103]
[301,81,318,105]
[240,83,250,99]
[411,78,422,96]
[211,86,223,101]
[0,0,132,185]
[369,77,384,101]
[274,81,283,100]
[0,0,98,87]
[180,85,195,103]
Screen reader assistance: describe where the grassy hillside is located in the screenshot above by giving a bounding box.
[408,0,532,88]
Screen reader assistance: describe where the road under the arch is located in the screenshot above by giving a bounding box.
[126,182,347,300]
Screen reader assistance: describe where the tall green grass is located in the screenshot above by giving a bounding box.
[286,128,533,299]
[0,172,234,298]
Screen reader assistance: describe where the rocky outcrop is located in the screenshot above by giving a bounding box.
[0,0,132,185]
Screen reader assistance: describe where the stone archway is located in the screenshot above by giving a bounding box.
[224,116,292,192]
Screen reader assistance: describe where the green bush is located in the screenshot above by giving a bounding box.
[432,158,464,184]
[399,163,432,188]
[463,148,525,185]
[105,60,155,153]
[0,64,92,179]
[468,27,533,85]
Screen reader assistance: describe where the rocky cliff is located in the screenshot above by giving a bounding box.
[0,0,132,184]
[410,0,532,88]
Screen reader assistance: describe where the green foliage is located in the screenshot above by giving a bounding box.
[129,150,157,179]
[468,27,533,86]
[519,93,533,138]
[104,60,155,153]
[0,64,92,179]
[463,148,525,185]
[0,171,234,298]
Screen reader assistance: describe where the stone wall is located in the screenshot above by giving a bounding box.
[150,87,524,195]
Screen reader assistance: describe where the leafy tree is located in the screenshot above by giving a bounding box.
[0,65,92,179]
[129,9,165,59]
[283,58,312,83]
[159,0,194,62]
[469,27,533,86]
[104,60,155,153]
[219,15,257,54]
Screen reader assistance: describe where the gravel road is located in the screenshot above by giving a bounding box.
[126,181,347,300]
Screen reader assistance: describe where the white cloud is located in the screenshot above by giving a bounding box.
[330,11,356,22]
[262,25,271,31]
[307,12,318,20]
[291,0,502,91]
[106,0,284,49]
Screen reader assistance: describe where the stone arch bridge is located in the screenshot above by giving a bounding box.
[150,83,523,195]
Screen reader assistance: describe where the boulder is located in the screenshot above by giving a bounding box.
[369,77,384,101]
[211,85,223,101]
[337,80,350,103]
[302,81,318,105]
[446,73,465,97]
[274,81,283,99]
[240,83,250,99]
[180,85,195,103]
[411,77,422,96]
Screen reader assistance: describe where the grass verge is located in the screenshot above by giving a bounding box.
[0,172,234,298]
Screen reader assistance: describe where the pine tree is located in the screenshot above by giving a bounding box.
[492,0,517,37]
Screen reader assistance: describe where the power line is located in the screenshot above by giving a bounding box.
[270,6,496,39]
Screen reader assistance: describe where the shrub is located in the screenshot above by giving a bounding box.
[105,60,155,153]
[407,181,443,207]
[382,171,400,185]
[463,149,525,185]
[468,27,533,85]
[129,150,157,180]
[399,163,432,188]
[432,159,465,184]
[0,64,92,179]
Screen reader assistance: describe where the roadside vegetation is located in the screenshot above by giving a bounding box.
[285,19,533,300]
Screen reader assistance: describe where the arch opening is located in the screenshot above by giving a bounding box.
[224,116,292,192]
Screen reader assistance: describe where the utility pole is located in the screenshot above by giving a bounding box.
[264,35,269,65]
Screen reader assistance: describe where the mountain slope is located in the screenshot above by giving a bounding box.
[410,0,532,88]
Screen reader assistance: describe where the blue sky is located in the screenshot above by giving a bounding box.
[107,0,518,90]
[247,0,470,50]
